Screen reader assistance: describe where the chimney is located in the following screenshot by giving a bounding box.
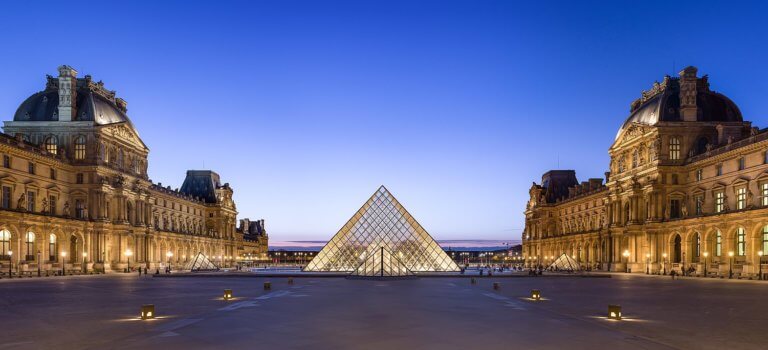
[679,66,698,122]
[57,65,78,121]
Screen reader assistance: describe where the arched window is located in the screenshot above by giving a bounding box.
[673,234,682,263]
[736,227,746,256]
[763,225,768,254]
[74,136,86,160]
[25,231,35,260]
[49,234,57,261]
[669,137,681,160]
[0,229,10,259]
[716,230,722,257]
[45,136,58,155]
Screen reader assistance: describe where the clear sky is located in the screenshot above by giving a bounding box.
[1,1,767,242]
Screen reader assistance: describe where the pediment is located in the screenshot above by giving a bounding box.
[612,123,654,149]
[98,122,148,151]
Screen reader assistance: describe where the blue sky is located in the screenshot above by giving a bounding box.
[1,1,767,241]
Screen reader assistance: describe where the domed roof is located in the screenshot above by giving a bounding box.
[616,67,742,140]
[13,74,139,134]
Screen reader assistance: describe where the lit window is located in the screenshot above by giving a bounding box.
[737,227,746,256]
[716,230,722,257]
[74,136,86,160]
[0,229,10,259]
[44,136,58,155]
[763,225,768,254]
[763,183,768,206]
[715,191,725,213]
[669,137,681,160]
[49,234,57,261]
[696,169,703,181]
[25,231,35,259]
[737,187,747,210]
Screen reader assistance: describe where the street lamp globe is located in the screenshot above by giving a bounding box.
[703,252,709,258]
[623,250,630,258]
[728,251,734,257]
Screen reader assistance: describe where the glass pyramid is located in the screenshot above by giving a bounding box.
[182,252,220,272]
[304,186,460,275]
[548,253,581,271]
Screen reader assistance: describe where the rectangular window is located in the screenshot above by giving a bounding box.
[695,195,703,215]
[737,187,747,210]
[763,183,768,206]
[671,174,679,185]
[75,199,84,219]
[716,164,723,176]
[27,191,35,212]
[669,137,681,160]
[1,186,10,209]
[738,157,746,170]
[49,195,56,215]
[76,173,84,184]
[715,191,725,213]
[28,162,35,175]
[2,155,9,168]
[670,199,681,219]
[50,168,56,180]
[763,226,768,254]
[696,169,703,182]
[737,228,746,256]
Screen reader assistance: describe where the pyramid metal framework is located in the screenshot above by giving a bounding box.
[548,253,581,271]
[182,252,220,272]
[304,186,460,275]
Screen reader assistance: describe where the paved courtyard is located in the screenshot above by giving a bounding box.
[0,273,766,349]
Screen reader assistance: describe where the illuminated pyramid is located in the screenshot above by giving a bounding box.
[304,186,460,275]
[182,252,220,272]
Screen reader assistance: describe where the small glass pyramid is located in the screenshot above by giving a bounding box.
[548,253,581,271]
[183,252,220,272]
[305,186,460,275]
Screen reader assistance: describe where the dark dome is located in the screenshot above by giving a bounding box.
[616,69,742,140]
[13,76,139,134]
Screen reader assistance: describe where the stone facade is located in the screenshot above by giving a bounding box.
[0,65,267,273]
[523,67,768,277]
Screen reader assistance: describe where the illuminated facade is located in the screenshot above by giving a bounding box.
[0,65,267,274]
[305,186,459,275]
[523,67,768,277]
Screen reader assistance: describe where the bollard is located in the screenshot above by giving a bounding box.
[224,289,233,300]
[493,282,500,290]
[288,277,294,285]
[141,304,155,320]
[608,304,622,320]
[264,281,271,290]
[531,289,541,300]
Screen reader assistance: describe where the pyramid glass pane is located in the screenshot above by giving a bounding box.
[305,186,460,275]
[182,252,220,272]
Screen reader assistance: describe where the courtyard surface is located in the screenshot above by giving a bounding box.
[0,273,765,349]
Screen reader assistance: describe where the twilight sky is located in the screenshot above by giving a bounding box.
[1,1,768,242]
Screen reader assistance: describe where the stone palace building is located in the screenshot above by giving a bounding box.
[523,66,768,277]
[0,65,267,274]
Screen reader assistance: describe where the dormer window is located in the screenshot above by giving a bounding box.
[669,137,681,160]
[44,136,58,155]
[74,136,86,160]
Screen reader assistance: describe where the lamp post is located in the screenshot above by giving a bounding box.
[623,250,630,273]
[662,253,667,275]
[645,253,650,274]
[37,251,41,277]
[82,252,87,274]
[126,249,133,272]
[682,252,686,276]
[7,250,12,277]
[758,251,764,280]
[166,251,173,273]
[728,251,734,279]
[703,252,709,277]
[61,251,67,276]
